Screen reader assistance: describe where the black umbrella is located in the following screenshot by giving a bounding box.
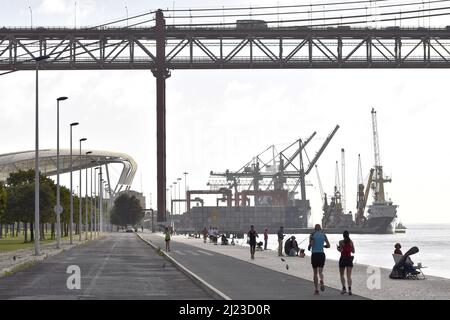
[393,246,419,269]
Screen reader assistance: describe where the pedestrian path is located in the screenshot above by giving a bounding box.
[139,230,450,300]
[0,233,211,300]
[138,231,363,300]
[0,234,104,278]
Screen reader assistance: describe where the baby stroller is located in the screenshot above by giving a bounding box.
[389,246,425,280]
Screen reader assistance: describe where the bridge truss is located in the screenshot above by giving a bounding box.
[2,10,450,222]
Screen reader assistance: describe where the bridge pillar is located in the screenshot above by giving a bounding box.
[153,9,170,223]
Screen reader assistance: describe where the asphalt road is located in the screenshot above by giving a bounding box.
[0,232,212,300]
[148,235,366,300]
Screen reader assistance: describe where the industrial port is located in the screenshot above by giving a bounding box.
[171,108,398,235]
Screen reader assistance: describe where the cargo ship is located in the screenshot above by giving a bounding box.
[319,108,397,234]
[172,125,340,235]
[172,109,397,235]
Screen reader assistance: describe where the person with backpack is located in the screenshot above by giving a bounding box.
[164,227,171,252]
[337,230,355,295]
[308,224,330,295]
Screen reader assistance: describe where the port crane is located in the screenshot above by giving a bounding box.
[355,155,374,225]
[209,125,339,207]
[371,108,392,203]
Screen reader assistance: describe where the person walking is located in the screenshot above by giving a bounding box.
[337,230,355,295]
[277,226,285,257]
[164,227,171,252]
[248,225,259,260]
[308,224,330,295]
[208,227,212,243]
[202,226,208,243]
[263,228,269,250]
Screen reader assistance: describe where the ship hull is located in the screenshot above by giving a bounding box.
[172,201,311,235]
[366,216,396,233]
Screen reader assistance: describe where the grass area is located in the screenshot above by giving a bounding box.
[0,232,71,253]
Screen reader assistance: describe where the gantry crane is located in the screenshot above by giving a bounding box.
[209,125,339,207]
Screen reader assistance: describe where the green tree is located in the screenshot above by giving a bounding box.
[60,186,71,236]
[5,169,55,242]
[110,194,144,228]
[0,182,7,239]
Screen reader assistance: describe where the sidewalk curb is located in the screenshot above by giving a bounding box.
[136,232,231,300]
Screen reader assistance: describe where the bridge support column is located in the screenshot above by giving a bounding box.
[153,9,170,223]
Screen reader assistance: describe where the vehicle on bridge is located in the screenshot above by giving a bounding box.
[236,20,268,29]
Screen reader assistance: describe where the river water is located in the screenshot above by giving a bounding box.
[238,224,450,279]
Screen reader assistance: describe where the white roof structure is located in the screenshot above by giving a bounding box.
[0,149,137,195]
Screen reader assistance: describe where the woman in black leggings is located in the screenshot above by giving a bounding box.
[248,225,259,260]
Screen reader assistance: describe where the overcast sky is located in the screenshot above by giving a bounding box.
[1,0,449,224]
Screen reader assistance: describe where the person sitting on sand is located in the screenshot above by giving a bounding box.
[221,234,228,245]
[394,243,418,274]
[284,236,299,256]
[394,243,403,255]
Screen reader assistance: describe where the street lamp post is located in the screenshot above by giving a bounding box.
[94,167,99,235]
[69,122,78,245]
[177,177,181,214]
[55,96,68,249]
[34,55,50,256]
[99,167,103,233]
[90,162,93,239]
[169,185,172,214]
[85,151,92,240]
[79,138,87,241]
[166,188,169,216]
[28,6,33,28]
[150,208,155,233]
[173,182,177,214]
[183,172,188,213]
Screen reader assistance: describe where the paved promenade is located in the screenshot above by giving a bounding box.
[139,231,450,300]
[0,232,211,300]
[0,234,100,278]
[138,231,364,300]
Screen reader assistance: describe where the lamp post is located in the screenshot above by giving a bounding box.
[94,167,99,235]
[166,188,169,216]
[183,172,188,212]
[169,185,173,215]
[104,181,109,231]
[28,6,33,28]
[90,161,94,239]
[125,6,129,27]
[173,182,177,214]
[69,122,78,245]
[34,54,50,256]
[55,96,68,249]
[85,151,92,240]
[79,138,87,241]
[177,177,181,214]
[150,208,155,233]
[99,167,103,233]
